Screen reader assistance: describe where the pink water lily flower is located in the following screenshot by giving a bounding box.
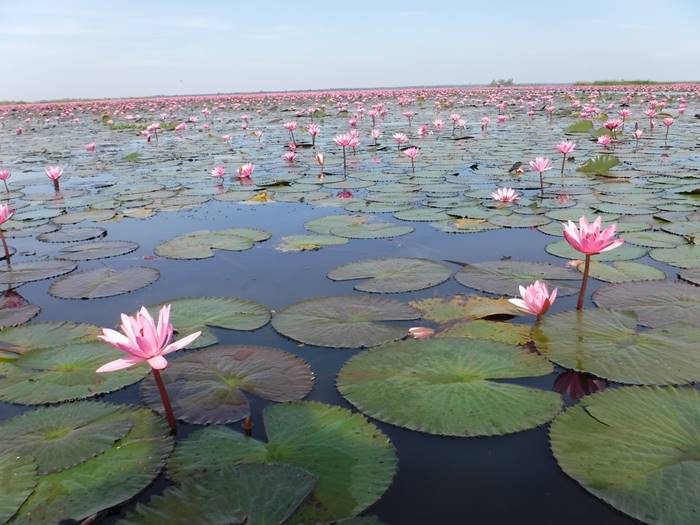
[237,163,255,178]
[509,280,557,318]
[597,135,612,147]
[563,215,623,256]
[529,157,552,196]
[97,305,201,373]
[45,166,63,192]
[564,216,624,310]
[211,165,225,178]
[491,187,520,203]
[408,327,435,340]
[85,142,96,152]
[0,203,15,225]
[0,169,10,193]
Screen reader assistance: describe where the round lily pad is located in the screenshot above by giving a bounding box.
[576,261,665,283]
[37,227,107,243]
[545,239,647,261]
[329,222,414,239]
[168,401,397,521]
[118,464,316,525]
[455,260,580,296]
[49,266,159,299]
[337,338,561,436]
[550,386,700,525]
[0,454,36,524]
[0,321,100,360]
[146,297,271,349]
[272,296,419,348]
[0,260,77,286]
[304,214,369,234]
[0,292,40,328]
[0,401,133,474]
[592,281,700,328]
[141,345,313,424]
[0,342,149,404]
[11,405,173,525]
[649,244,700,269]
[328,258,452,293]
[155,228,271,259]
[277,234,348,252]
[58,240,139,261]
[533,309,700,384]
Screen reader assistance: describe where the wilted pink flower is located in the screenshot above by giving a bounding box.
[408,327,435,340]
[336,190,353,199]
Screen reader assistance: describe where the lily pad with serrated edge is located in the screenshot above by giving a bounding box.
[141,345,313,424]
[118,464,316,525]
[455,260,580,296]
[545,239,647,261]
[338,338,561,436]
[167,401,397,522]
[0,454,36,524]
[533,309,700,384]
[328,258,452,293]
[155,228,270,259]
[37,227,107,243]
[0,344,149,404]
[0,401,133,474]
[277,234,348,252]
[303,214,369,234]
[592,281,700,327]
[409,295,522,323]
[0,260,77,286]
[550,386,700,525]
[271,295,419,348]
[11,405,173,525]
[0,321,100,360]
[52,209,116,225]
[146,297,271,349]
[575,261,665,283]
[57,240,139,261]
[649,244,700,269]
[49,266,159,299]
[0,292,40,329]
[436,319,532,344]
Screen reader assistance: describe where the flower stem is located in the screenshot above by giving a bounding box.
[560,155,566,175]
[577,254,591,310]
[53,179,60,193]
[151,368,177,433]
[539,172,544,197]
[342,147,347,173]
[2,180,8,193]
[0,230,10,267]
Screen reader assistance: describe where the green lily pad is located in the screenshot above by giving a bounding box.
[545,239,647,261]
[409,295,522,322]
[330,222,413,239]
[0,260,77,286]
[304,214,369,234]
[0,454,36,524]
[0,321,99,360]
[37,227,106,243]
[622,230,685,248]
[532,309,700,384]
[0,292,40,329]
[118,464,316,525]
[576,261,665,283]
[146,297,271,349]
[565,120,594,133]
[58,240,139,261]
[140,345,313,424]
[49,266,159,299]
[679,269,700,286]
[550,386,700,525]
[52,209,116,225]
[0,342,149,404]
[271,296,419,348]
[0,402,133,474]
[11,405,173,525]
[436,319,532,344]
[577,155,620,174]
[592,281,700,327]
[155,228,270,259]
[649,244,700,269]
[168,402,397,522]
[277,234,349,252]
[338,338,561,436]
[455,260,580,296]
[328,258,452,293]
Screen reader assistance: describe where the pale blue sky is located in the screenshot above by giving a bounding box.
[1,0,699,101]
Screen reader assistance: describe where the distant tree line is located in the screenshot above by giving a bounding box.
[489,78,514,86]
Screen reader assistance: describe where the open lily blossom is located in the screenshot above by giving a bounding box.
[0,169,10,193]
[237,163,255,178]
[0,203,15,225]
[509,280,557,319]
[563,215,623,309]
[211,165,225,178]
[491,187,520,203]
[97,305,201,432]
[529,156,552,195]
[555,140,575,173]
